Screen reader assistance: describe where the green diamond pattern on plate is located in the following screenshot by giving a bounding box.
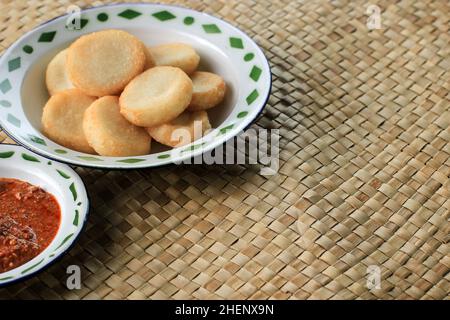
[202,24,221,33]
[97,13,108,22]
[237,111,248,118]
[56,169,70,179]
[0,151,14,158]
[117,158,145,163]
[184,16,194,25]
[7,114,20,127]
[246,89,259,105]
[244,53,254,61]
[38,31,56,42]
[218,124,234,135]
[0,100,11,107]
[0,79,12,94]
[22,153,40,162]
[79,18,89,29]
[28,134,46,145]
[73,210,79,226]
[8,57,21,72]
[229,37,244,49]
[249,65,262,82]
[118,9,142,19]
[152,10,176,21]
[69,183,77,201]
[55,149,67,154]
[66,18,89,30]
[54,233,74,251]
[157,154,170,159]
[77,156,103,161]
[23,45,33,54]
[21,259,44,274]
[182,143,205,153]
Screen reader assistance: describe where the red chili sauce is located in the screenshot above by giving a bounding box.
[0,178,61,273]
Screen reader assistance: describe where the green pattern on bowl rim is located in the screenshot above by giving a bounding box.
[0,3,271,169]
[0,144,89,286]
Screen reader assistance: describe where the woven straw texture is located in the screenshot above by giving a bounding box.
[0,0,449,300]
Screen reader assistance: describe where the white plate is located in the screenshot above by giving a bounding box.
[0,3,271,168]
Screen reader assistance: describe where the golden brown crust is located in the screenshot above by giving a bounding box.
[119,66,193,127]
[187,71,226,111]
[147,111,211,147]
[67,29,146,96]
[45,49,74,96]
[83,96,151,156]
[149,43,200,75]
[41,89,96,154]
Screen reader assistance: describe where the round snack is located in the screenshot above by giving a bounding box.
[147,111,211,147]
[188,72,226,111]
[42,89,96,154]
[119,66,193,127]
[149,43,200,74]
[45,49,74,96]
[83,96,151,157]
[67,29,146,96]
[144,47,155,69]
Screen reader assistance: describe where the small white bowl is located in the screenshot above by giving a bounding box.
[0,3,271,169]
[0,144,89,286]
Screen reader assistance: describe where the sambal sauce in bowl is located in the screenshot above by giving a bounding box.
[0,178,61,273]
[0,144,89,286]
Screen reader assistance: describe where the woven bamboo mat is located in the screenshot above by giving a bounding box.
[0,0,449,300]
